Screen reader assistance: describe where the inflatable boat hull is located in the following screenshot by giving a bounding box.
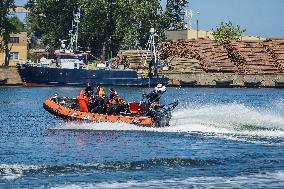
[43,98,154,126]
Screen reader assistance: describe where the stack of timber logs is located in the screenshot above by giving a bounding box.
[160,40,208,72]
[229,41,281,74]
[221,40,247,73]
[115,39,284,75]
[263,38,284,72]
[159,38,284,74]
[193,39,237,73]
[164,57,204,73]
[116,50,152,70]
[160,39,239,73]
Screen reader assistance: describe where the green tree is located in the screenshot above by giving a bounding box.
[26,0,79,48]
[9,16,25,32]
[212,21,246,42]
[80,0,163,58]
[163,0,188,30]
[25,0,188,58]
[0,0,16,67]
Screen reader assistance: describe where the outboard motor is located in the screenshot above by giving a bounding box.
[141,84,179,127]
[152,101,178,127]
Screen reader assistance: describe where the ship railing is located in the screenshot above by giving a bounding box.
[25,61,53,68]
[137,74,166,79]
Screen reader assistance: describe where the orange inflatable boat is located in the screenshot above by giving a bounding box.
[43,95,178,127]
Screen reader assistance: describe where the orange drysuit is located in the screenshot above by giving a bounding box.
[77,90,89,112]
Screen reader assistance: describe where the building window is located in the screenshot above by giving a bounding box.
[9,37,19,43]
[10,52,19,60]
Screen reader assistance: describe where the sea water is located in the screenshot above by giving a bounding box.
[0,86,284,188]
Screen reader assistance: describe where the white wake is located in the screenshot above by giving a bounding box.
[51,103,284,140]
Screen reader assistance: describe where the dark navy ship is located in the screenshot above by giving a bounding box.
[17,54,168,86]
[17,9,168,87]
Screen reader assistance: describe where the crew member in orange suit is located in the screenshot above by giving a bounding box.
[77,89,89,112]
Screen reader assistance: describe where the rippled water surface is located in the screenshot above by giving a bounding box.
[0,86,284,188]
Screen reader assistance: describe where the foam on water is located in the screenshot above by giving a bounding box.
[49,170,284,189]
[2,164,283,188]
[52,103,284,142]
[0,158,214,182]
[0,164,40,181]
[171,103,284,137]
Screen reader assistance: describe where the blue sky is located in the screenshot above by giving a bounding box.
[15,0,284,37]
[189,0,284,38]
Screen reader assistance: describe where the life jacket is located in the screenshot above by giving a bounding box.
[98,88,105,99]
[118,98,126,105]
[109,98,117,105]
[77,89,89,112]
[113,95,120,102]
[85,85,94,97]
[109,90,117,99]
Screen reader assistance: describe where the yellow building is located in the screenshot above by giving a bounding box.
[165,29,266,42]
[0,32,28,67]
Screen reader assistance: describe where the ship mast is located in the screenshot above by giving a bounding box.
[67,8,81,51]
[184,9,193,29]
[146,28,159,78]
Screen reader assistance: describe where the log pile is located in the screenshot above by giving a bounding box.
[160,40,208,72]
[160,39,239,73]
[164,57,204,73]
[159,38,284,74]
[115,39,284,75]
[193,39,238,73]
[116,50,152,70]
[228,41,281,74]
[221,40,247,73]
[263,38,284,72]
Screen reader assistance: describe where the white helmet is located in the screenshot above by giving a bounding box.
[155,84,166,92]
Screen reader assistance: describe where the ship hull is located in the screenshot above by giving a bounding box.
[17,64,168,86]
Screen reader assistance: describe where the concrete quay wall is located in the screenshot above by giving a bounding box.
[0,67,22,85]
[166,72,284,87]
[1,67,284,88]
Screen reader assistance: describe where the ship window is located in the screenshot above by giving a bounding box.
[9,52,19,60]
[61,55,83,60]
[9,37,19,43]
